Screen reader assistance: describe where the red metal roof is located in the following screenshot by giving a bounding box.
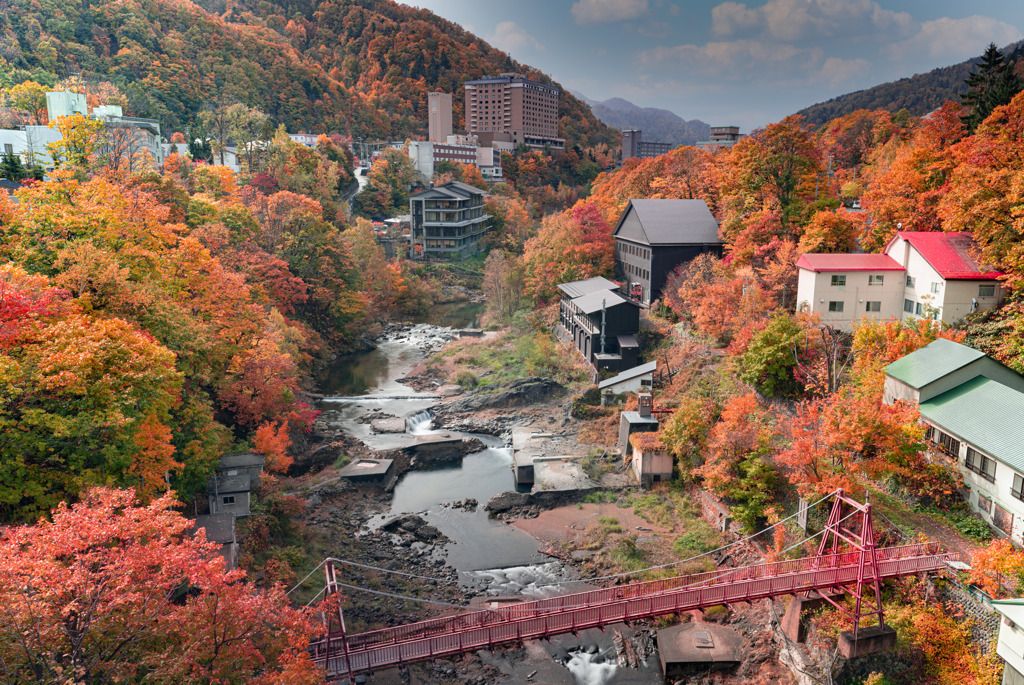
[892,232,1001,280]
[796,253,904,272]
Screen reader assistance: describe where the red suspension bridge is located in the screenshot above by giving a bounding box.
[311,491,962,680]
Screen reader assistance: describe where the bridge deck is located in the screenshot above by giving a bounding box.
[313,542,958,677]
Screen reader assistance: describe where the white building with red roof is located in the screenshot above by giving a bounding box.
[796,232,1003,330]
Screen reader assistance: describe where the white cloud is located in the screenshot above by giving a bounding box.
[817,57,870,85]
[709,0,915,42]
[638,39,810,77]
[571,0,648,25]
[488,21,546,53]
[712,2,759,37]
[884,15,1023,61]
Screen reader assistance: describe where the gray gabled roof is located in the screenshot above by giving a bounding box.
[557,276,620,299]
[217,452,265,471]
[599,361,657,390]
[885,338,984,389]
[572,289,634,314]
[410,180,486,200]
[921,376,1024,473]
[613,199,720,246]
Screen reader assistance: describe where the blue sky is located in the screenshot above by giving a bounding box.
[404,0,1024,131]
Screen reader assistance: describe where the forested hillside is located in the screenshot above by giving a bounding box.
[796,40,1024,126]
[0,0,616,146]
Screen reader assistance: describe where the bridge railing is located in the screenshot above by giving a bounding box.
[315,546,960,675]
[326,542,947,655]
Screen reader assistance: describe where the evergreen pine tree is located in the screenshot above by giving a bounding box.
[961,43,1024,132]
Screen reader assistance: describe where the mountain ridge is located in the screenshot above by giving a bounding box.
[795,40,1024,127]
[573,92,710,147]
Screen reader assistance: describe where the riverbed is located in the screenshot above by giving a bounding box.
[312,310,667,684]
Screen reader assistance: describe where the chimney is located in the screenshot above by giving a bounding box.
[638,393,652,417]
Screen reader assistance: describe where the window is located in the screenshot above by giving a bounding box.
[931,282,942,294]
[828,301,844,313]
[937,431,960,458]
[865,301,881,312]
[915,302,923,316]
[1013,474,1024,502]
[904,299,915,314]
[906,276,916,287]
[222,496,235,505]
[978,493,992,514]
[830,275,846,287]
[2,143,11,155]
[979,284,996,297]
[966,447,996,482]
[868,275,884,286]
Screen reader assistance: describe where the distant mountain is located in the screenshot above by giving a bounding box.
[575,93,711,147]
[796,40,1024,127]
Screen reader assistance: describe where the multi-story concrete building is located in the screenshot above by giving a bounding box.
[621,130,672,160]
[407,141,502,183]
[428,91,453,142]
[464,73,563,150]
[796,232,1004,331]
[696,125,746,151]
[409,180,491,260]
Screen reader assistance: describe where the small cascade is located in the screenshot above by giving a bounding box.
[406,410,434,435]
[463,562,573,598]
[564,648,618,685]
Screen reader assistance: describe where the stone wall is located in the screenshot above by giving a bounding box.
[941,580,1000,650]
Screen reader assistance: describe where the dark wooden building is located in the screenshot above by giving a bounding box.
[557,276,640,374]
[613,199,722,305]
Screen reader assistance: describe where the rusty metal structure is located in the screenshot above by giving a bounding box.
[311,491,958,681]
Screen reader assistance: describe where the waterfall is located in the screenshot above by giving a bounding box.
[564,649,618,685]
[406,410,434,435]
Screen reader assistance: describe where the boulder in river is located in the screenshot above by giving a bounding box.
[485,491,530,513]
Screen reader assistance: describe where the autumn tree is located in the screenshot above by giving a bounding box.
[47,114,104,170]
[698,393,777,530]
[969,538,1024,598]
[521,201,614,302]
[352,147,418,218]
[798,208,864,254]
[482,249,526,322]
[0,488,322,683]
[3,79,48,123]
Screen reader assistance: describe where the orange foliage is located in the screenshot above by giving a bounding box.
[255,421,293,473]
[969,538,1024,598]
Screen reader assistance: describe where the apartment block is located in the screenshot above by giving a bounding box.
[409,181,491,260]
[622,130,672,160]
[464,73,564,150]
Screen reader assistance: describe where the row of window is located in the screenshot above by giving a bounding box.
[625,263,649,281]
[617,243,650,260]
[831,274,886,286]
[826,301,881,313]
[929,425,998,483]
[831,274,996,298]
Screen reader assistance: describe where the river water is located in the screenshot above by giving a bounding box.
[316,304,650,684]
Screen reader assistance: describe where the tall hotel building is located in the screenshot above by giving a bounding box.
[464,73,564,150]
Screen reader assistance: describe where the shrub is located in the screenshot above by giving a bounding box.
[454,370,478,388]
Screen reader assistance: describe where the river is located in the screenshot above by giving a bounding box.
[314,302,663,684]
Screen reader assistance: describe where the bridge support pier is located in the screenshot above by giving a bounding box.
[838,624,897,658]
[781,592,843,643]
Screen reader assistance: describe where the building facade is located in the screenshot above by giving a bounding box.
[464,73,563,149]
[409,181,490,260]
[612,199,723,305]
[797,232,1004,331]
[556,276,640,374]
[621,129,673,160]
[428,91,453,142]
[884,340,1024,545]
[695,126,746,151]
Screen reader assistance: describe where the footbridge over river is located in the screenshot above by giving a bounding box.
[309,491,963,681]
